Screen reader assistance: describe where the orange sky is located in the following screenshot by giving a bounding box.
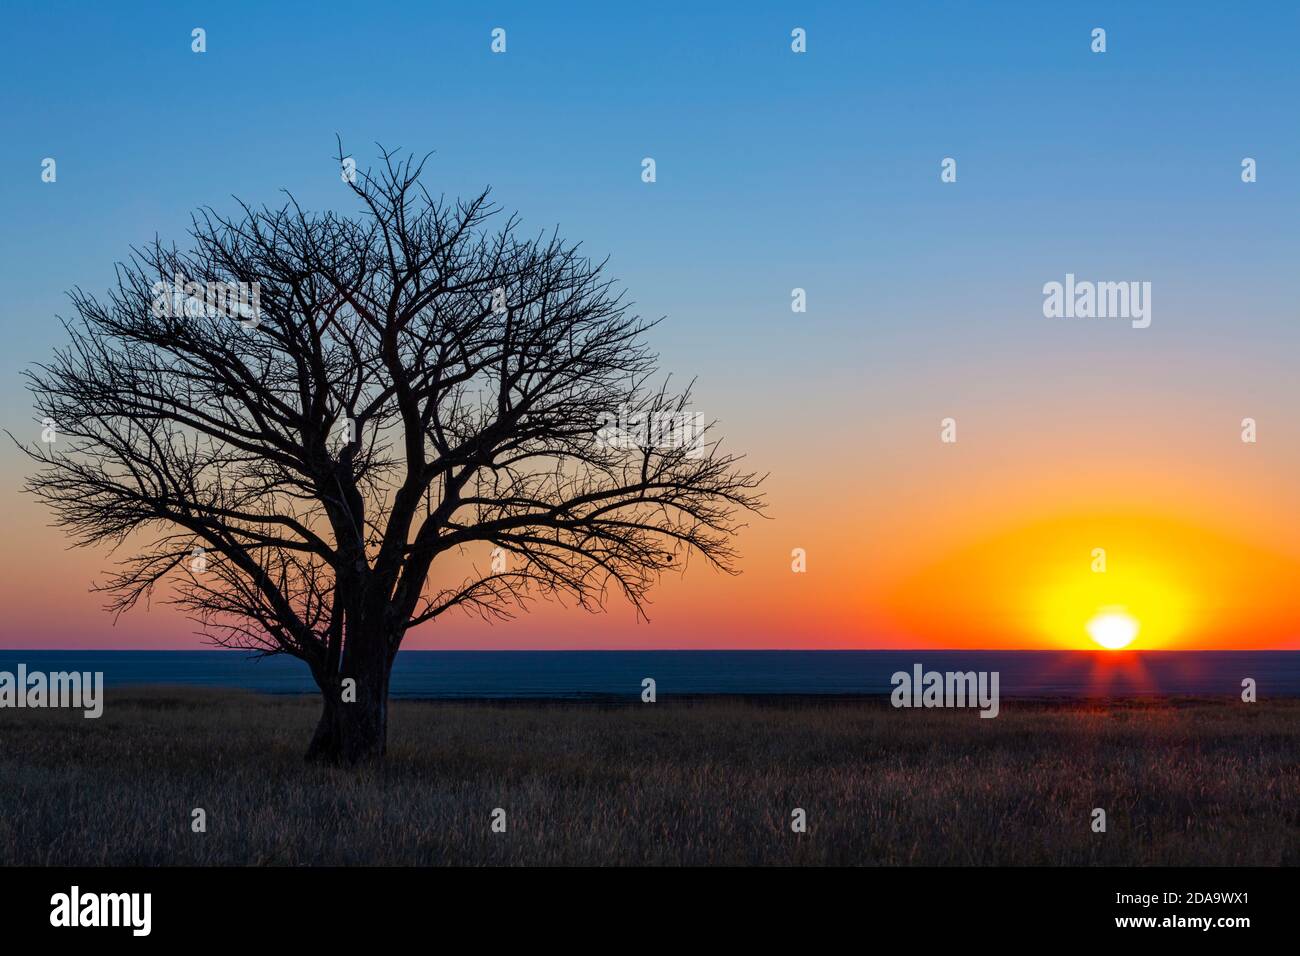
[5,410,1300,651]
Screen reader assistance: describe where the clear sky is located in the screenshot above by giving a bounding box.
[2,2,1298,649]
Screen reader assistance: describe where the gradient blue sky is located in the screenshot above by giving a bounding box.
[2,2,1298,649]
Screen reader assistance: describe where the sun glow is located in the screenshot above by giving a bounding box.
[1086,608,1139,649]
[880,511,1300,649]
[1035,560,1187,650]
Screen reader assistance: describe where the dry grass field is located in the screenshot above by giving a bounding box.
[1,689,1296,865]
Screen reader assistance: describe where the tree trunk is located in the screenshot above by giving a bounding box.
[305,628,393,765]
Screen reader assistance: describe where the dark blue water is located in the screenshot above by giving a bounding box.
[0,650,1296,698]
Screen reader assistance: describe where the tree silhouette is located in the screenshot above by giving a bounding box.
[20,148,765,763]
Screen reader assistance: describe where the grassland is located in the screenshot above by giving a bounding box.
[0,689,1296,865]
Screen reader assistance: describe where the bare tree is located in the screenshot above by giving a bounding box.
[19,148,764,763]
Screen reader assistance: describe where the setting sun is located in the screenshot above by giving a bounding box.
[878,510,1300,650]
[1086,609,1139,650]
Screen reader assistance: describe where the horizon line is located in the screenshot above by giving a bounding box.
[1,646,1298,654]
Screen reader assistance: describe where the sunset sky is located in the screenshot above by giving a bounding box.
[2,2,1298,650]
